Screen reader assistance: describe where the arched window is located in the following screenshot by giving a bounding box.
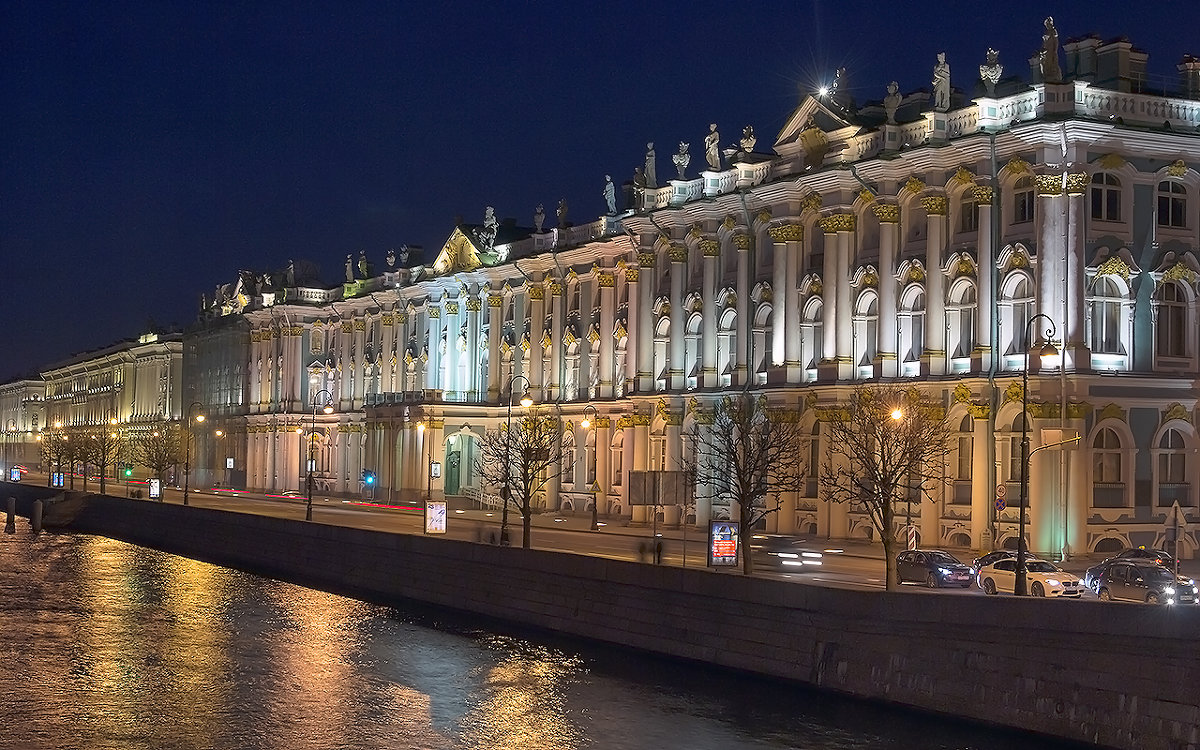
[1157,181,1187,228]
[1091,427,1125,508]
[1154,281,1187,360]
[947,281,976,362]
[801,298,823,376]
[1090,173,1122,222]
[1159,428,1186,485]
[853,293,878,375]
[1089,276,1125,355]
[1002,275,1034,358]
[1013,176,1035,224]
[957,415,973,480]
[898,286,925,375]
[806,423,820,497]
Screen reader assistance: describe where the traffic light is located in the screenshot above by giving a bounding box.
[362,469,375,485]
[124,464,133,477]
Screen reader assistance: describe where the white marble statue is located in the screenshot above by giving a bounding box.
[357,250,369,279]
[557,198,568,228]
[883,81,901,124]
[704,123,720,170]
[285,260,295,287]
[345,254,354,283]
[603,175,617,215]
[534,203,546,233]
[672,142,691,180]
[932,52,951,111]
[980,48,1003,97]
[385,249,396,269]
[1039,17,1061,83]
[644,143,657,188]
[476,205,498,249]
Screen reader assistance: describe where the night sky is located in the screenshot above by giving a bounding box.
[2,1,1194,381]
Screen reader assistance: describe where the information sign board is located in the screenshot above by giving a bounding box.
[424,500,447,534]
[708,521,740,567]
[148,478,162,499]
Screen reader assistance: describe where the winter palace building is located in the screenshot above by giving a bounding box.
[6,29,1200,561]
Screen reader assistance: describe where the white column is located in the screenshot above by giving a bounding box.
[876,206,900,378]
[975,187,995,372]
[701,240,720,388]
[486,291,503,400]
[819,222,839,378]
[668,247,686,391]
[769,233,788,368]
[444,301,461,398]
[734,235,751,385]
[636,252,655,392]
[466,295,482,401]
[1065,174,1090,370]
[548,283,564,401]
[426,302,443,393]
[529,283,546,401]
[598,271,616,398]
[622,266,639,390]
[923,196,948,376]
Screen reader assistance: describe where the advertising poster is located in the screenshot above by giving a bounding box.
[9,467,20,482]
[148,478,162,499]
[708,520,740,567]
[424,500,447,534]
[51,472,65,489]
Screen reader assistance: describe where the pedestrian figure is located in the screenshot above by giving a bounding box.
[654,539,664,565]
[637,541,649,562]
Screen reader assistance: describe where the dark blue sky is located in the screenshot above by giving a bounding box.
[2,1,1194,381]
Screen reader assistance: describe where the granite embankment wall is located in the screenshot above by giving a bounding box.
[5,485,1199,750]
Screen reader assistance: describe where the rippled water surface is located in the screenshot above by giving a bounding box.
[0,531,1083,750]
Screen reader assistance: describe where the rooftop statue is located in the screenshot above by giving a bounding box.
[883,81,901,124]
[739,125,756,153]
[644,142,657,188]
[385,249,396,269]
[557,198,568,228]
[357,249,369,279]
[932,52,951,111]
[979,48,1003,97]
[475,205,499,249]
[672,141,691,180]
[1039,17,1061,83]
[704,123,721,170]
[345,254,354,283]
[285,259,295,287]
[603,174,617,215]
[534,203,546,233]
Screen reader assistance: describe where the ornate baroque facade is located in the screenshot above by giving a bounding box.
[7,30,1200,560]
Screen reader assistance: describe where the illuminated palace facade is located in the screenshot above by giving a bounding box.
[13,33,1198,560]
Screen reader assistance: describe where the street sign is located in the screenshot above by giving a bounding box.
[430,461,441,478]
[995,496,1007,512]
[996,484,1006,498]
[148,478,161,499]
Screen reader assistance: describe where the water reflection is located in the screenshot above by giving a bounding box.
[0,532,1082,750]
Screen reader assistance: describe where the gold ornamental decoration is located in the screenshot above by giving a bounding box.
[800,192,822,214]
[972,185,994,203]
[1162,262,1197,284]
[396,312,408,323]
[1064,172,1089,195]
[1167,160,1189,177]
[920,196,948,215]
[341,321,353,332]
[757,209,773,225]
[722,215,738,231]
[381,313,394,326]
[638,252,657,267]
[903,176,927,195]
[668,245,688,263]
[598,272,616,287]
[466,298,482,311]
[1002,156,1032,176]
[1095,256,1131,282]
[1098,403,1126,423]
[818,213,856,233]
[857,188,876,204]
[548,282,563,296]
[487,294,504,308]
[445,302,459,315]
[1097,154,1126,170]
[1035,174,1063,196]
[733,234,752,250]
[700,239,721,256]
[528,286,545,301]
[768,224,804,242]
[872,203,900,223]
[625,268,639,282]
[427,307,440,318]
[952,167,976,186]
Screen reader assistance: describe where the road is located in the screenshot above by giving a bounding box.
[15,471,1192,601]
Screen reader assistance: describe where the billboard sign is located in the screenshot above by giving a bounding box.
[148,478,162,500]
[8,467,20,482]
[424,500,447,534]
[51,472,65,489]
[708,521,740,567]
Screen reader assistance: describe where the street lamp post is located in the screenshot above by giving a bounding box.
[580,405,599,530]
[4,419,15,478]
[307,390,334,521]
[889,407,918,550]
[1015,314,1060,596]
[183,401,205,506]
[503,374,534,546]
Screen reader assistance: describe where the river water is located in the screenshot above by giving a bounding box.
[0,531,1085,750]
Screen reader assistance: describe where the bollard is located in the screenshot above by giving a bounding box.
[31,499,43,534]
[5,496,14,534]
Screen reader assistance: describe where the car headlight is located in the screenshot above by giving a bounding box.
[938,567,953,576]
[1163,586,1176,595]
[1046,579,1061,587]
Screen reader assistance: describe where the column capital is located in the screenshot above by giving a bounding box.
[872,203,900,223]
[768,224,804,242]
[920,195,948,216]
[818,213,856,233]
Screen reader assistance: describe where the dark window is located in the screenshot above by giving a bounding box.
[1157,181,1187,228]
[1090,173,1122,222]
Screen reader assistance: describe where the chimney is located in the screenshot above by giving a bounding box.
[1180,55,1200,99]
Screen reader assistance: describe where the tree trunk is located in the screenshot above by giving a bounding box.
[881,499,899,590]
[521,500,532,549]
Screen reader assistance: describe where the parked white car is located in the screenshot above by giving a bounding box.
[976,557,1083,597]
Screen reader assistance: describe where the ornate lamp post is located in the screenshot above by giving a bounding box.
[503,374,534,546]
[307,390,334,521]
[1015,314,1060,596]
[580,405,599,530]
[889,407,918,550]
[183,401,205,506]
[4,419,15,478]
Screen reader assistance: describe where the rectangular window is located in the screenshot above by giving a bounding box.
[957,436,972,478]
[1015,192,1034,224]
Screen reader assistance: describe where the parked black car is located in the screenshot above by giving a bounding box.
[972,550,1015,572]
[1093,562,1198,605]
[748,534,824,571]
[896,549,973,588]
[1111,547,1177,569]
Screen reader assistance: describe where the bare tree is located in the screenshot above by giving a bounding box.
[83,428,122,494]
[818,384,952,590]
[39,432,73,487]
[133,427,183,490]
[683,393,807,575]
[474,409,567,549]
